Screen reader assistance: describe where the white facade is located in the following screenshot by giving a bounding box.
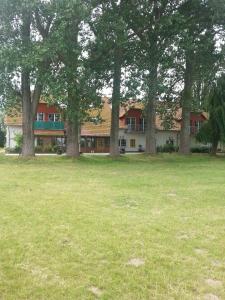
[119,128,180,152]
[6,125,22,149]
[5,124,206,151]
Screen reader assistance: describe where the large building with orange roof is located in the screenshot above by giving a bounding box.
[5,97,208,153]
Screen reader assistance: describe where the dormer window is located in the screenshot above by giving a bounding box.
[37,112,44,121]
[48,113,61,122]
[126,117,136,130]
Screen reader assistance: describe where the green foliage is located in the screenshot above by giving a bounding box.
[157,144,178,153]
[191,146,211,153]
[196,121,213,144]
[0,112,5,147]
[14,133,23,151]
[197,75,225,147]
[0,129,5,147]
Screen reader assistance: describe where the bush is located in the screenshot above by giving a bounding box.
[35,145,44,153]
[191,146,211,153]
[157,144,178,153]
[14,133,23,152]
[42,145,55,153]
[0,129,5,147]
[53,145,65,155]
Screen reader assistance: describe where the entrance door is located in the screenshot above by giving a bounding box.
[96,138,105,152]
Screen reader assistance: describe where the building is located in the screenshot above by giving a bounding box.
[5,97,208,152]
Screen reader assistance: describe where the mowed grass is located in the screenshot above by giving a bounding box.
[0,154,225,300]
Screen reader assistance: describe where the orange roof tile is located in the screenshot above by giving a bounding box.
[5,97,206,135]
[81,98,111,136]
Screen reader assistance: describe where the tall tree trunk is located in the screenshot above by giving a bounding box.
[66,92,80,158]
[180,53,194,155]
[211,139,218,156]
[110,48,122,156]
[21,12,35,157]
[66,119,80,157]
[145,63,158,154]
[21,80,35,157]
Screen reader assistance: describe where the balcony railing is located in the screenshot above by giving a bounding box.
[34,121,64,130]
[125,124,145,133]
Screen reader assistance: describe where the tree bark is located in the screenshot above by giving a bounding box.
[110,48,122,157]
[21,12,35,157]
[179,53,194,155]
[20,10,49,157]
[66,119,80,157]
[211,139,218,156]
[145,63,158,155]
[66,91,80,158]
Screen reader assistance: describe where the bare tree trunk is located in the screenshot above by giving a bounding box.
[20,11,49,157]
[21,12,35,157]
[110,48,122,156]
[180,53,194,155]
[66,92,80,158]
[211,139,218,156]
[145,64,157,154]
[66,119,80,157]
[22,83,35,157]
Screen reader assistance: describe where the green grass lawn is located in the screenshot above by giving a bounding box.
[0,154,225,300]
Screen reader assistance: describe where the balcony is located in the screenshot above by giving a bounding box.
[34,121,64,130]
[125,124,145,133]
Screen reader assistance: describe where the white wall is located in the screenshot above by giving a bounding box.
[6,125,22,149]
[119,129,179,152]
[156,131,179,147]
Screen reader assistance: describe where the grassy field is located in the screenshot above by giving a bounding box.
[0,153,225,300]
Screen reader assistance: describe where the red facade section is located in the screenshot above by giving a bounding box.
[120,108,143,127]
[37,103,61,121]
[190,112,207,135]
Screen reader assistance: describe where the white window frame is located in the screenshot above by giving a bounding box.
[37,112,45,121]
[48,113,61,122]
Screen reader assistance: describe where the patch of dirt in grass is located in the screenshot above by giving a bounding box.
[167,193,177,197]
[176,234,189,240]
[205,279,223,288]
[211,260,222,267]
[195,248,208,255]
[151,208,161,216]
[127,258,145,267]
[203,293,220,300]
[18,263,65,286]
[89,286,103,297]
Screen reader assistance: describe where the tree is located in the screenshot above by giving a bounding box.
[44,0,101,157]
[89,1,135,156]
[121,0,182,154]
[0,111,6,147]
[176,0,219,154]
[197,75,225,155]
[0,0,54,157]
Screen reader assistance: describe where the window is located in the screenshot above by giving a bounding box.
[130,139,136,148]
[48,113,55,122]
[48,113,61,122]
[139,118,145,131]
[36,112,44,121]
[121,138,126,147]
[126,117,136,130]
[55,114,61,122]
